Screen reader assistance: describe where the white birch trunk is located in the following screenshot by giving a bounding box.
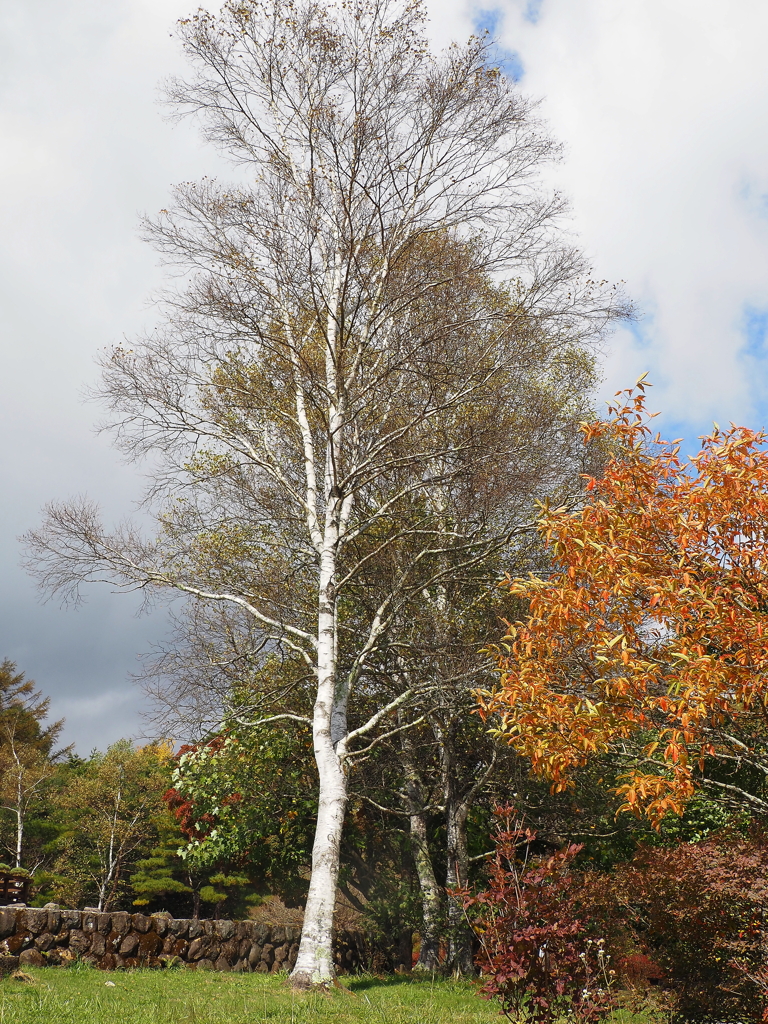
[14,806,23,870]
[289,719,347,984]
[291,517,349,984]
[12,746,24,868]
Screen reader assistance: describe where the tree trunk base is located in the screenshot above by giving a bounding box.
[413,940,442,974]
[288,969,331,990]
[413,960,442,975]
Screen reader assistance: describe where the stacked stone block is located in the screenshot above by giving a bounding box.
[0,906,366,974]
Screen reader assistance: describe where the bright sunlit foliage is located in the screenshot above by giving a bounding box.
[481,378,768,823]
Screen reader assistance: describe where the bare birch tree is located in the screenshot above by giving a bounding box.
[24,0,624,985]
[0,724,55,869]
[55,741,169,911]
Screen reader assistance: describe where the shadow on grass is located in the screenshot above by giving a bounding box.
[347,973,472,993]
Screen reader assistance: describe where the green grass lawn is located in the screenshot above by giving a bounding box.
[0,965,664,1023]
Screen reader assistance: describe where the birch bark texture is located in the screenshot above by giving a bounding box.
[25,0,623,986]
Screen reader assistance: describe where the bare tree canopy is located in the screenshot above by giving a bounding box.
[24,0,626,986]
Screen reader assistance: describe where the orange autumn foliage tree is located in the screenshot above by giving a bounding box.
[480,380,768,823]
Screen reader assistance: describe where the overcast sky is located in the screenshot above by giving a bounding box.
[1,0,767,753]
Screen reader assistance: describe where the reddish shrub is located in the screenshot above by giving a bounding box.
[613,829,768,1023]
[462,808,616,1023]
[617,952,665,989]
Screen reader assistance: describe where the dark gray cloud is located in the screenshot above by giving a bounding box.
[0,0,223,753]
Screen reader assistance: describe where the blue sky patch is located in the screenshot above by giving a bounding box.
[738,177,768,221]
[625,316,653,350]
[738,303,768,432]
[742,304,768,358]
[472,7,525,80]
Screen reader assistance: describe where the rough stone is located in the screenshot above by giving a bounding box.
[61,910,81,930]
[169,938,188,958]
[34,932,55,952]
[195,958,214,971]
[248,945,261,967]
[19,948,46,968]
[46,909,61,934]
[151,914,171,938]
[271,927,286,945]
[119,933,140,957]
[132,914,152,934]
[215,955,231,972]
[108,912,129,935]
[168,918,189,938]
[20,909,46,935]
[138,932,162,959]
[84,912,111,935]
[187,919,204,940]
[7,931,32,955]
[90,933,107,957]
[69,930,91,955]
[0,956,19,976]
[215,920,235,941]
[188,937,207,961]
[222,939,239,964]
[0,909,16,940]
[273,943,288,965]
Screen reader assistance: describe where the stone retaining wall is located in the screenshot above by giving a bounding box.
[0,906,366,974]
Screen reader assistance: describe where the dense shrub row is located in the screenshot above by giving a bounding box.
[464,810,768,1023]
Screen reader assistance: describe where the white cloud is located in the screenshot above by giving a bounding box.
[468,0,768,432]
